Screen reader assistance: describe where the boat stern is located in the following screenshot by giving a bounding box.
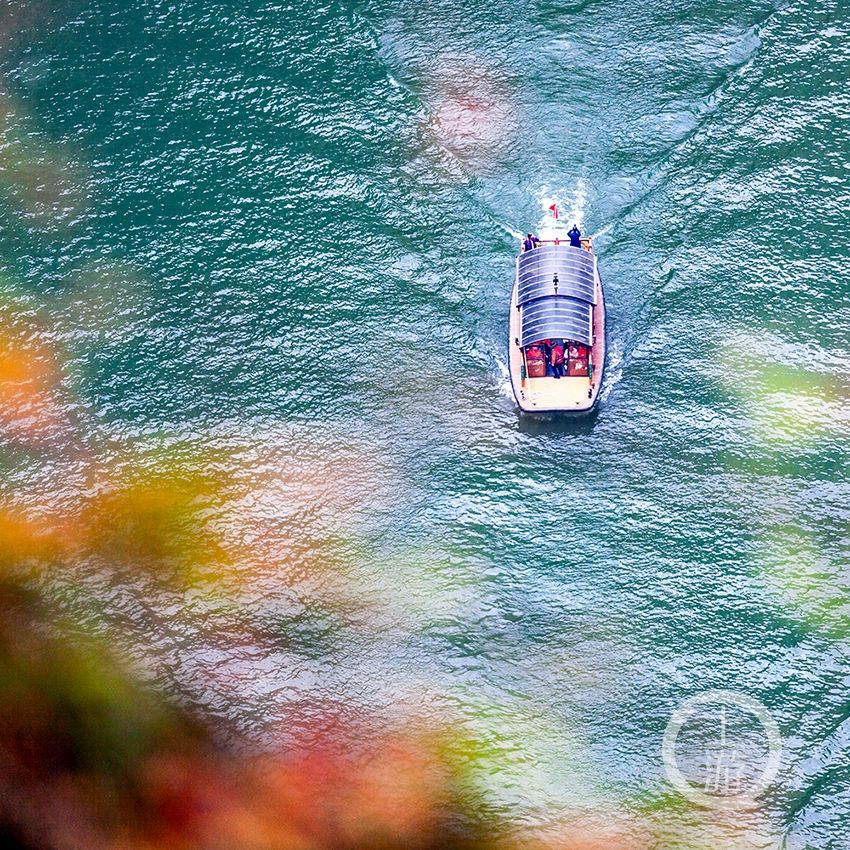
[512,374,600,414]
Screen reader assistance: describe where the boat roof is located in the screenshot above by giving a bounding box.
[517,245,596,347]
[518,245,596,306]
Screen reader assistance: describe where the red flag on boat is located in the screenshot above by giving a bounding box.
[548,203,558,220]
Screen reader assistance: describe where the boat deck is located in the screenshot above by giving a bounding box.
[517,376,593,411]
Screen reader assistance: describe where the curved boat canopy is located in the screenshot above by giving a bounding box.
[518,245,596,347]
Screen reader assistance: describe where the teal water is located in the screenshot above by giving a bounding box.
[1,0,849,846]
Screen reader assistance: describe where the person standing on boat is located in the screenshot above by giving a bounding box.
[523,233,537,252]
[550,339,566,379]
[568,224,582,248]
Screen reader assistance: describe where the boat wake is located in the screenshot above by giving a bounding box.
[497,184,613,250]
[599,336,624,402]
[494,353,514,400]
[588,222,613,241]
[497,222,524,241]
[539,179,587,229]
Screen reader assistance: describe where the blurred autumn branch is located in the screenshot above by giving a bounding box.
[0,304,647,850]
[0,331,486,850]
[0,295,792,849]
[0,574,492,850]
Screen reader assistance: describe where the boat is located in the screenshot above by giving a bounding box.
[508,218,606,414]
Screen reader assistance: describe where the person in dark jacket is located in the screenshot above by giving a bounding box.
[568,224,581,248]
[550,339,566,379]
[523,233,537,252]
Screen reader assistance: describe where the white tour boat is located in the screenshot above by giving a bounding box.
[509,219,606,414]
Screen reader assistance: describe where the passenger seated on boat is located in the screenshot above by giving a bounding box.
[568,224,581,248]
[567,343,589,377]
[525,343,547,378]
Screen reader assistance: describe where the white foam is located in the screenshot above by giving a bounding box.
[499,223,524,241]
[537,179,587,231]
[599,337,624,402]
[494,354,514,399]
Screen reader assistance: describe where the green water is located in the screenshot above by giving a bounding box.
[1,0,849,846]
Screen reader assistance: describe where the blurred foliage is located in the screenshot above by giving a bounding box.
[77,464,232,580]
[0,565,493,850]
[0,313,786,848]
[0,291,629,850]
[719,336,850,640]
[0,85,89,232]
[0,313,63,445]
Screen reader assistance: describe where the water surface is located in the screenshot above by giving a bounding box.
[1,0,848,846]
